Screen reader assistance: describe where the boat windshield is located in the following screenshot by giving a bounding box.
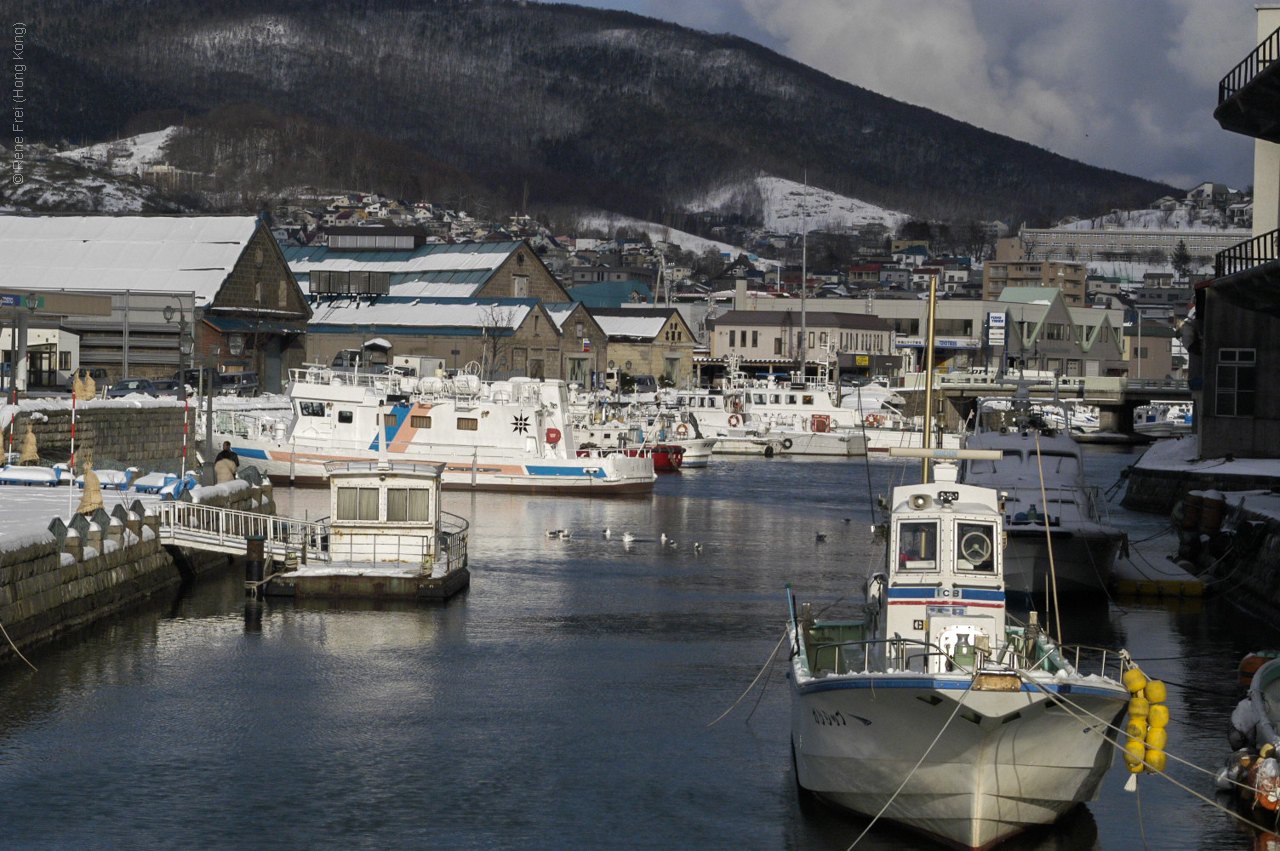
[897,521,938,570]
[957,522,996,571]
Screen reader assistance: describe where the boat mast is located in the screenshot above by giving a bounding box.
[921,272,939,481]
[799,171,807,375]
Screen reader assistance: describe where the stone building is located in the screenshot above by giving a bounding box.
[588,308,697,386]
[0,215,311,391]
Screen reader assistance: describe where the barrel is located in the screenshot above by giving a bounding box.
[1199,490,1226,534]
[1181,491,1203,530]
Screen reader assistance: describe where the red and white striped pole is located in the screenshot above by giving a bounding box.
[180,392,189,479]
[68,386,76,516]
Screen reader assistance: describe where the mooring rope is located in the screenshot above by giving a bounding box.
[707,628,787,728]
[0,617,37,672]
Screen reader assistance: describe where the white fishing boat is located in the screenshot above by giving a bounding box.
[204,365,655,494]
[1133,400,1194,438]
[661,358,869,457]
[960,386,1127,598]
[788,446,1131,849]
[570,407,716,469]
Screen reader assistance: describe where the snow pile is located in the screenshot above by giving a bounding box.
[190,479,251,503]
[0,396,185,428]
[1136,434,1280,478]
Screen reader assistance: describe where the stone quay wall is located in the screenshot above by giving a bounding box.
[0,479,273,665]
[5,403,191,472]
[1123,467,1280,515]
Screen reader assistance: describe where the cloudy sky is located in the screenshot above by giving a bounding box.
[570,0,1261,191]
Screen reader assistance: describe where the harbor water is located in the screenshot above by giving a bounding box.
[0,447,1275,850]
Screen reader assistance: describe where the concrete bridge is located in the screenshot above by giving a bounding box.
[895,370,1191,434]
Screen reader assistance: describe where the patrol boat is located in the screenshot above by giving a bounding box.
[206,366,655,493]
[787,447,1130,849]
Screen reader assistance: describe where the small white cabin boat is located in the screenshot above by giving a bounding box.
[265,459,469,600]
[788,448,1130,849]
[1133,400,1194,438]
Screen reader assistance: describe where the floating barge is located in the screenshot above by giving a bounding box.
[262,459,469,601]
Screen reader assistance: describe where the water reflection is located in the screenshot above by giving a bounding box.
[0,448,1277,849]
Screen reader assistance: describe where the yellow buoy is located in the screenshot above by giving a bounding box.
[1125,719,1148,741]
[1144,680,1167,704]
[1123,667,1148,694]
[1145,748,1167,773]
[1128,696,1150,719]
[1147,703,1169,728]
[1263,743,1277,760]
[1125,739,1145,772]
[1145,726,1168,750]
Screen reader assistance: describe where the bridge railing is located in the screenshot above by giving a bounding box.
[155,501,332,563]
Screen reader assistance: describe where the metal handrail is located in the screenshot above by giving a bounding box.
[1215,228,1280,278]
[157,501,332,563]
[1219,25,1280,102]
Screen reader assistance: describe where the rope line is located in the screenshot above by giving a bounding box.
[0,617,37,672]
[707,628,787,728]
[1014,669,1276,829]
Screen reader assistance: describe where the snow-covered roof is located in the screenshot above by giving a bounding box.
[309,297,535,330]
[542,302,579,329]
[593,314,668,340]
[0,215,260,303]
[284,241,519,275]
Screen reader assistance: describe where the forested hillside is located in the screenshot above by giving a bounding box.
[14,0,1174,223]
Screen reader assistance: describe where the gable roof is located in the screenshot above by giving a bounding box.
[0,214,261,304]
[566,279,653,308]
[308,296,538,334]
[587,307,684,341]
[284,241,524,298]
[997,287,1062,306]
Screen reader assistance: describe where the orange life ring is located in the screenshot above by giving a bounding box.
[728,413,742,427]
[811,414,831,433]
[864,414,883,428]
[545,427,562,444]
[675,423,690,438]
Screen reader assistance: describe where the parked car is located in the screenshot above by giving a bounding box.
[219,371,261,397]
[174,367,225,394]
[105,378,160,398]
[64,367,110,393]
[150,379,184,397]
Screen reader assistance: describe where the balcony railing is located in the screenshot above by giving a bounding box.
[1215,228,1280,278]
[1220,25,1280,103]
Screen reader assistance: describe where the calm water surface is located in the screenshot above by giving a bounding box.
[0,447,1276,850]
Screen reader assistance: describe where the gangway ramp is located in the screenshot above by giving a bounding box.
[156,501,331,564]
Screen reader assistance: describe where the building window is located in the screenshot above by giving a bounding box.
[59,352,71,370]
[1216,348,1256,416]
[411,415,431,428]
[729,330,736,347]
[774,338,783,355]
[751,331,758,348]
[458,417,479,430]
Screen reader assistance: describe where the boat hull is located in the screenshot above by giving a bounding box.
[208,439,655,494]
[791,675,1125,850]
[1002,525,1125,597]
[864,429,964,453]
[773,429,867,457]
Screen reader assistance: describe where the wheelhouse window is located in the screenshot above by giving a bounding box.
[336,487,379,521]
[386,488,430,522]
[300,401,326,417]
[383,413,398,428]
[897,521,938,570]
[957,522,996,572]
[457,417,479,431]
[1216,348,1256,417]
[411,415,431,428]
[338,410,353,424]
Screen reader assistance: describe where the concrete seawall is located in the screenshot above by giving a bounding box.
[0,479,273,665]
[1123,466,1280,514]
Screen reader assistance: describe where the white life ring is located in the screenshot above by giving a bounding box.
[728,413,742,427]
[864,413,883,428]
[675,423,690,438]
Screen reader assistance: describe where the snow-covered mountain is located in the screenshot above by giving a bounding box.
[1,160,182,214]
[577,212,778,268]
[685,176,909,233]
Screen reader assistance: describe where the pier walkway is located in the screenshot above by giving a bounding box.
[155,501,331,564]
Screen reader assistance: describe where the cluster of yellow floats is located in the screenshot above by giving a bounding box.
[1124,665,1171,774]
